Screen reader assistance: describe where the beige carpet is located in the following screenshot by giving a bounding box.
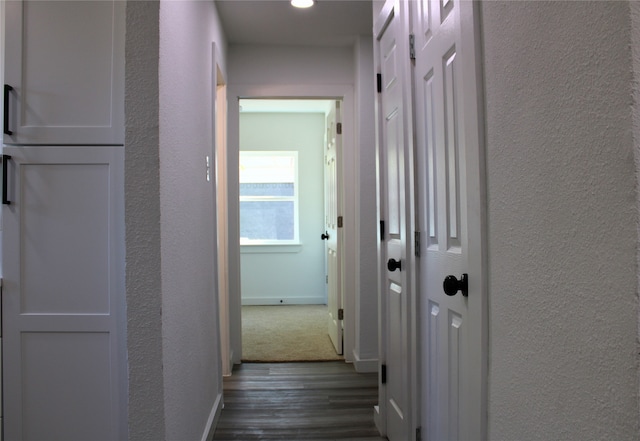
[241,305,343,362]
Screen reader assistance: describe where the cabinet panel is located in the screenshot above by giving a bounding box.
[3,1,124,145]
[21,162,110,314]
[1,146,125,440]
[21,332,113,441]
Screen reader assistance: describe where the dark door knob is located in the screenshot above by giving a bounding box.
[387,258,402,272]
[321,232,329,240]
[443,274,468,297]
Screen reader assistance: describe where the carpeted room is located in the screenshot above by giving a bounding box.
[241,304,342,362]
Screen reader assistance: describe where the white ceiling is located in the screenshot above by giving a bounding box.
[214,0,373,47]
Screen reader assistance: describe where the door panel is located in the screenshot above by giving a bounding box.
[376,2,412,439]
[414,0,486,439]
[325,101,342,355]
[2,146,125,441]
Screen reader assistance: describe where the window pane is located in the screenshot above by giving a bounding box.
[240,153,295,183]
[239,151,298,243]
[240,201,295,241]
[240,182,294,197]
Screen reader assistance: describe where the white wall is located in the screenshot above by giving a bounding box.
[481,2,639,438]
[240,112,326,305]
[125,1,228,440]
[230,45,355,86]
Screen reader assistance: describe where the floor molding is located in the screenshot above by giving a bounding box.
[201,391,224,441]
[352,350,378,373]
[242,297,326,305]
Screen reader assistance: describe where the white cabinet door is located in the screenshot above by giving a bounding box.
[1,146,126,441]
[3,1,124,145]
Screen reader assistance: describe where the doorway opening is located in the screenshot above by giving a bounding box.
[236,98,343,363]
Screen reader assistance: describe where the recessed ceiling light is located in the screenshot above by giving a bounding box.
[291,0,314,8]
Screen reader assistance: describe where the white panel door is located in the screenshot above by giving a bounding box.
[3,1,124,145]
[375,2,413,439]
[325,101,343,355]
[413,0,487,439]
[1,146,126,441]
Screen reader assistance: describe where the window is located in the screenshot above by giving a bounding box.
[239,151,299,244]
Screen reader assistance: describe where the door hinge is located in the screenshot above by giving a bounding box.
[336,122,342,135]
[337,215,343,228]
[338,308,344,320]
[416,426,422,441]
[380,220,385,241]
[377,73,382,93]
[326,275,328,284]
[409,34,416,60]
[381,364,387,384]
[415,231,421,257]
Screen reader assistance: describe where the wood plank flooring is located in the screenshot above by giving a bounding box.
[212,361,387,441]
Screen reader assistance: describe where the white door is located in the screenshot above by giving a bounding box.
[3,0,124,145]
[2,146,126,441]
[413,0,487,439]
[375,1,414,439]
[325,100,343,355]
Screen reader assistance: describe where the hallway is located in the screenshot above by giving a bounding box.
[212,362,386,440]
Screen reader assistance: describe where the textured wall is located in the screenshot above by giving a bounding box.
[125,1,228,440]
[158,1,226,440]
[239,112,326,304]
[482,1,639,438]
[124,3,165,440]
[632,6,640,433]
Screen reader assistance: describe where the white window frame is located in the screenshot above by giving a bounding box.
[239,150,300,246]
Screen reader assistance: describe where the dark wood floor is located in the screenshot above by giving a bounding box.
[212,361,388,441]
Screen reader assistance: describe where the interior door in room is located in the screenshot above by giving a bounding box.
[1,146,126,441]
[375,1,413,439]
[413,0,487,439]
[325,100,343,355]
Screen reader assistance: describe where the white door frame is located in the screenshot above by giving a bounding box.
[226,84,357,364]
[212,43,231,377]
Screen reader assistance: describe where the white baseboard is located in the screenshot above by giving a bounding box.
[200,391,224,441]
[373,404,385,436]
[225,348,235,375]
[352,349,378,373]
[241,297,326,305]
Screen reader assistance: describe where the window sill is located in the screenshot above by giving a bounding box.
[240,243,303,254]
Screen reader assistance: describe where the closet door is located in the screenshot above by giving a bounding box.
[1,146,126,441]
[3,1,124,145]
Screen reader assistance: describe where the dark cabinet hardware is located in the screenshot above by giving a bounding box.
[4,85,13,136]
[2,154,11,205]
